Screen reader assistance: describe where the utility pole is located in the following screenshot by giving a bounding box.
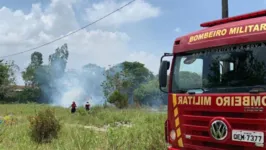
[222,0,230,74]
[222,0,228,18]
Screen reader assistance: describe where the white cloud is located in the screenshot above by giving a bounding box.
[85,0,161,27]
[0,0,162,85]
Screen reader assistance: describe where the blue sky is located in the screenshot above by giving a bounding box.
[0,0,265,84]
[121,0,266,54]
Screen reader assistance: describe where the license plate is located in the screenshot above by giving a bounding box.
[232,130,264,144]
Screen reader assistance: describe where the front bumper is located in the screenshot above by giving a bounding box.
[168,146,180,150]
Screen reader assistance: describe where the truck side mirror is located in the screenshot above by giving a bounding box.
[159,60,170,88]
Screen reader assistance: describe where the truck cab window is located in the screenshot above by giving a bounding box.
[171,43,266,93]
[172,56,203,92]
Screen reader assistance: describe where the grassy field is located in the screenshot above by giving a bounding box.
[0,104,167,150]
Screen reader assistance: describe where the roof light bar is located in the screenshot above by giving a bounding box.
[200,9,266,27]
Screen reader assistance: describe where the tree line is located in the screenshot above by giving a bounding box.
[0,43,167,107]
[0,43,200,108]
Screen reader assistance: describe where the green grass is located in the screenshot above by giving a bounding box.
[0,104,167,150]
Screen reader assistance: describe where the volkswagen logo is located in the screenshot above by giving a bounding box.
[210,120,228,140]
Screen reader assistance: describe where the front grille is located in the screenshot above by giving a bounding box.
[180,109,266,150]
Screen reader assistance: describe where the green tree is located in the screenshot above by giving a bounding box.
[101,65,127,100]
[31,52,43,67]
[133,78,159,104]
[122,61,154,90]
[122,61,153,104]
[42,43,69,103]
[133,76,167,106]
[22,67,34,86]
[49,43,69,78]
[101,61,154,108]
[34,65,52,103]
[22,52,43,87]
[15,87,41,103]
[101,64,131,108]
[35,65,51,86]
[0,60,19,101]
[108,90,128,109]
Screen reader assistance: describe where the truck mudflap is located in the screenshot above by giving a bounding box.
[165,119,169,142]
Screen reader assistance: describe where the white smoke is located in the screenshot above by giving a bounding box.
[37,62,107,108]
[37,61,166,109]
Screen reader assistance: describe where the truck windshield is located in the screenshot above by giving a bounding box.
[171,43,266,93]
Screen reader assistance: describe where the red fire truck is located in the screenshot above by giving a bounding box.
[159,10,266,150]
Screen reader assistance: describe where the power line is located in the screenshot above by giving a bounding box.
[0,0,136,59]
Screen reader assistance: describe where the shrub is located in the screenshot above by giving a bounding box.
[108,90,128,109]
[15,87,41,103]
[28,108,61,143]
[3,115,18,126]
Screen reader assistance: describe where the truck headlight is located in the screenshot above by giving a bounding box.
[170,130,176,140]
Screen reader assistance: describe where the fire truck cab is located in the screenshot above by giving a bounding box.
[159,10,266,150]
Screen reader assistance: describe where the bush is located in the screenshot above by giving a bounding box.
[28,108,61,143]
[2,115,18,126]
[108,90,128,109]
[16,87,41,103]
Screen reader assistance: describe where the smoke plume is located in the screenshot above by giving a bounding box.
[36,61,107,108]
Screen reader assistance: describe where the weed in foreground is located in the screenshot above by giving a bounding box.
[77,107,88,116]
[107,114,167,150]
[28,108,61,143]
